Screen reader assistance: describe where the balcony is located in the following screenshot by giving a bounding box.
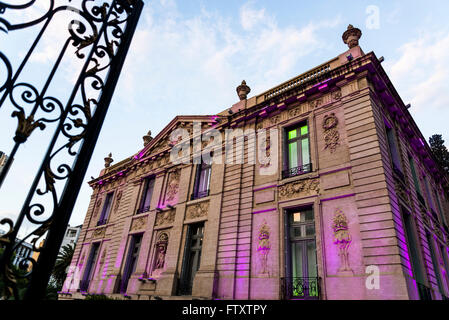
[282,163,312,179]
[96,218,107,227]
[136,205,150,214]
[190,189,210,201]
[280,277,321,300]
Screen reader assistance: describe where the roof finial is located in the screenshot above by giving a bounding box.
[104,152,113,168]
[236,80,250,101]
[143,130,153,146]
[342,24,362,49]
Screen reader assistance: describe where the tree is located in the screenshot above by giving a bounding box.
[52,244,75,290]
[429,134,449,175]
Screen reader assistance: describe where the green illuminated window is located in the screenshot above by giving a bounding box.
[286,123,310,172]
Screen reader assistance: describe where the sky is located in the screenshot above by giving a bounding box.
[1,0,449,239]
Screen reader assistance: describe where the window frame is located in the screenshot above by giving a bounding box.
[97,191,114,226]
[283,121,311,179]
[138,176,155,214]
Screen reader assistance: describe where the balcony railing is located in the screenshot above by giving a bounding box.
[190,189,210,201]
[282,163,312,179]
[281,277,321,300]
[96,218,108,226]
[417,282,432,300]
[136,205,150,214]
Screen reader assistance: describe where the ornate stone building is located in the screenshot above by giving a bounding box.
[59,25,449,300]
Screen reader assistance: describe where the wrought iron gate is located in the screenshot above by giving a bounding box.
[0,0,143,300]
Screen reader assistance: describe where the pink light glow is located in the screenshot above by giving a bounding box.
[252,208,276,214]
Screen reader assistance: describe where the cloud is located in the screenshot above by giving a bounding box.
[387,30,449,111]
[117,0,343,114]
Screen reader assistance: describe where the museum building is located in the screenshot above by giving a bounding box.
[59,25,449,300]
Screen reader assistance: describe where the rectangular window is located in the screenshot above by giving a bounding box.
[138,177,155,213]
[440,244,449,296]
[80,243,100,292]
[434,189,448,227]
[285,206,319,300]
[283,123,311,179]
[191,162,211,200]
[179,223,204,295]
[386,125,403,176]
[97,192,113,226]
[401,207,427,297]
[427,232,445,297]
[120,234,142,293]
[409,156,423,198]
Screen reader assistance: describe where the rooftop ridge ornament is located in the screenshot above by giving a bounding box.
[104,153,114,168]
[342,24,362,49]
[236,80,250,100]
[143,129,153,146]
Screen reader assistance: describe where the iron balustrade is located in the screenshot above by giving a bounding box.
[0,0,144,300]
[190,189,210,201]
[282,163,312,179]
[137,205,150,214]
[281,277,321,300]
[96,218,108,227]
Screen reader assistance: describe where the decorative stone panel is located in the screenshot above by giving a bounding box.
[130,216,147,231]
[186,201,209,220]
[92,226,106,239]
[278,178,320,200]
[155,209,176,226]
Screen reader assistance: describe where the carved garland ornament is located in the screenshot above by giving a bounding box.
[323,113,340,153]
[131,216,147,231]
[114,189,123,213]
[278,178,320,200]
[155,209,176,226]
[332,208,352,272]
[186,201,209,220]
[93,198,103,217]
[93,227,106,239]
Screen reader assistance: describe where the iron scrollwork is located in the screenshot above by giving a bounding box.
[0,0,143,300]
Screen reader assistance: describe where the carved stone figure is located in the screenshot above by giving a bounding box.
[154,233,169,270]
[332,208,352,272]
[257,221,271,274]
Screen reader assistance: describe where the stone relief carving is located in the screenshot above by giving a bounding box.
[165,170,180,202]
[322,113,340,153]
[394,181,410,206]
[79,252,85,266]
[93,226,106,239]
[131,216,147,231]
[93,198,102,217]
[99,248,107,265]
[257,220,271,274]
[332,90,342,101]
[155,209,176,226]
[259,134,271,168]
[186,201,209,220]
[332,208,352,272]
[114,189,123,213]
[278,178,320,200]
[154,233,169,270]
[309,98,322,109]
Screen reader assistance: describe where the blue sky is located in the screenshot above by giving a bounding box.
[1,0,449,237]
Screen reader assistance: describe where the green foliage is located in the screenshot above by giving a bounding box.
[52,243,75,290]
[429,134,449,175]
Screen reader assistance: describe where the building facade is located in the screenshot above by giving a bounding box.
[60,225,82,250]
[60,25,449,300]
